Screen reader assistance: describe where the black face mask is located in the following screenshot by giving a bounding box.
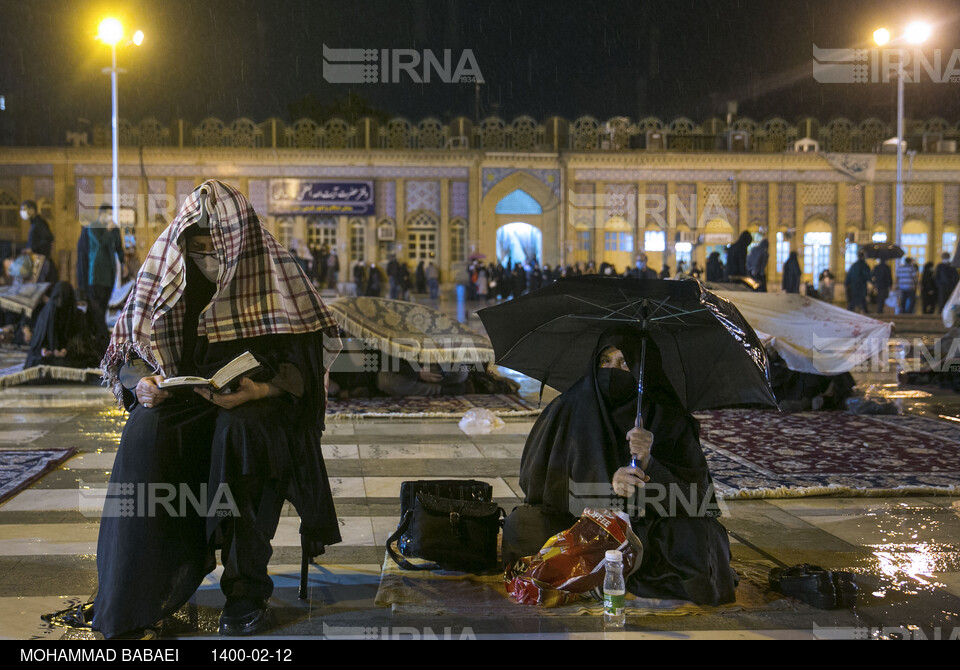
[596,367,638,406]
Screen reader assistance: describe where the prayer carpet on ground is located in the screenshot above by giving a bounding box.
[326,393,540,419]
[0,448,77,505]
[696,410,960,498]
[374,552,791,616]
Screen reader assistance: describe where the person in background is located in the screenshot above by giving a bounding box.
[746,239,769,292]
[77,204,124,322]
[818,269,835,304]
[352,260,366,297]
[630,253,658,280]
[659,264,671,280]
[845,251,871,313]
[935,252,959,313]
[20,200,57,282]
[724,231,752,280]
[781,252,802,294]
[896,257,919,314]
[415,260,426,294]
[426,261,440,300]
[365,263,383,297]
[872,260,893,314]
[921,261,938,314]
[705,252,724,282]
[326,248,339,290]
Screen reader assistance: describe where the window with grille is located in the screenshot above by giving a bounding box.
[604,231,633,252]
[844,241,858,270]
[277,217,294,249]
[643,230,665,252]
[349,219,365,262]
[576,230,591,253]
[450,219,466,263]
[776,232,790,273]
[0,192,18,229]
[407,231,437,262]
[942,231,957,258]
[407,211,438,262]
[902,233,927,266]
[803,231,832,286]
[307,216,337,251]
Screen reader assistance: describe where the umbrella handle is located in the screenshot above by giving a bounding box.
[635,338,646,429]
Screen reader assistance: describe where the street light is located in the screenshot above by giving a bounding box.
[874,21,931,249]
[96,18,143,229]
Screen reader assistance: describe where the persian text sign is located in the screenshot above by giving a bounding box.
[269,179,374,215]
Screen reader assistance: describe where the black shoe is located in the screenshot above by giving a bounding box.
[768,564,838,609]
[832,570,859,608]
[219,599,270,636]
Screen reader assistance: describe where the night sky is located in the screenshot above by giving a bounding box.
[3,0,960,145]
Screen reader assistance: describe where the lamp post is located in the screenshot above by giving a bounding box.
[874,22,931,249]
[96,19,143,228]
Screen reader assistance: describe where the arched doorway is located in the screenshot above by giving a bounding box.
[803,219,832,287]
[496,222,542,268]
[902,219,929,265]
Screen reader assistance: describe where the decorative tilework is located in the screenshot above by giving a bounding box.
[72,164,470,179]
[778,183,795,228]
[944,184,960,226]
[703,182,738,227]
[799,183,836,206]
[0,164,52,177]
[905,184,934,206]
[905,206,932,223]
[0,178,18,197]
[874,184,892,227]
[33,178,54,202]
[604,183,636,224]
[642,183,667,226]
[746,183,767,224]
[846,185,864,225]
[804,205,836,224]
[450,181,469,218]
[704,182,737,207]
[177,180,196,211]
[572,182,595,227]
[248,180,268,219]
[481,168,561,198]
[405,180,441,216]
[377,181,396,219]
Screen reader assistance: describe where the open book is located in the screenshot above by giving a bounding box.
[157,351,262,391]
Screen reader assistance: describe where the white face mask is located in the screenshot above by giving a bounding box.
[20,210,29,221]
[189,253,220,283]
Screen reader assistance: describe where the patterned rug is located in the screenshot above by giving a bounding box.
[697,410,960,498]
[0,365,103,388]
[326,393,539,419]
[0,449,77,505]
[375,552,790,616]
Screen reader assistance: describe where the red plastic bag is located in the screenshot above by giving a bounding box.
[504,509,642,607]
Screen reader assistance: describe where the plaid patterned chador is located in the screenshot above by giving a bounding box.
[102,179,338,400]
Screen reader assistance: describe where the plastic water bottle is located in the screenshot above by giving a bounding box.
[603,549,626,628]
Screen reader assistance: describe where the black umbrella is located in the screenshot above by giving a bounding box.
[477,276,777,423]
[860,242,904,261]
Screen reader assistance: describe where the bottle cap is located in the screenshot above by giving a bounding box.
[605,550,623,562]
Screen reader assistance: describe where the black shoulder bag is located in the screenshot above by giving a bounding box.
[386,479,504,573]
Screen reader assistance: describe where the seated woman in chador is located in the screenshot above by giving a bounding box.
[93,180,342,638]
[502,329,738,606]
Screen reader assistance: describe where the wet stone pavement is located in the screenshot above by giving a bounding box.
[0,309,958,640]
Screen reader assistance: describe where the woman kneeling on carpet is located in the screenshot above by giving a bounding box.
[92,180,342,639]
[502,329,738,606]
